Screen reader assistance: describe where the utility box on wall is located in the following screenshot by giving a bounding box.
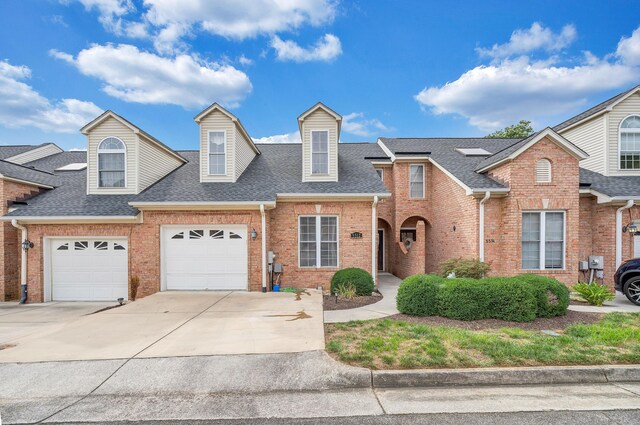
[588,256,604,270]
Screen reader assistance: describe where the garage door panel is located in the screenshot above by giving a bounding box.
[164,225,248,291]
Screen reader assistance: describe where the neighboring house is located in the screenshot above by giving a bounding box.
[1,86,640,303]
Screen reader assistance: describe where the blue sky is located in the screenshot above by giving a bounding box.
[0,0,639,150]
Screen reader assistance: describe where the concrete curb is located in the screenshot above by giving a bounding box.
[371,364,640,388]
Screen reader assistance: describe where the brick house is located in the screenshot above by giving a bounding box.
[1,86,640,303]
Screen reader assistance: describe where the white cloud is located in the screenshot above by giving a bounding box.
[72,0,137,35]
[342,112,389,137]
[238,55,254,66]
[52,44,252,109]
[253,132,301,143]
[0,60,102,133]
[416,24,640,132]
[271,34,342,62]
[477,22,577,60]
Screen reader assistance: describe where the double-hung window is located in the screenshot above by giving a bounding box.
[620,116,640,170]
[98,137,126,188]
[299,216,338,268]
[409,164,424,198]
[208,131,226,175]
[311,130,329,174]
[522,211,565,270]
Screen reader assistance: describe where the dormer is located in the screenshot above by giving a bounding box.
[194,103,260,183]
[81,111,186,195]
[298,102,341,182]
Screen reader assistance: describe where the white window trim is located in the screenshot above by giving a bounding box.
[375,168,384,180]
[618,114,640,170]
[97,136,127,189]
[521,210,566,271]
[298,215,340,269]
[409,164,425,199]
[310,129,330,175]
[207,130,227,176]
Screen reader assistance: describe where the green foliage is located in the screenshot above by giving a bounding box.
[396,274,441,316]
[573,282,615,306]
[439,258,490,279]
[486,120,535,138]
[395,274,569,322]
[335,282,357,300]
[331,268,374,296]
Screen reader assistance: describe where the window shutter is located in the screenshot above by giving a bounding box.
[536,159,551,183]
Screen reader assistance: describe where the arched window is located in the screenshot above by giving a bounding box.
[98,137,126,188]
[620,116,640,170]
[536,158,551,183]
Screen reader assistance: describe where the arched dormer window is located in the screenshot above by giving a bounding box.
[98,137,126,188]
[536,158,551,183]
[620,115,640,170]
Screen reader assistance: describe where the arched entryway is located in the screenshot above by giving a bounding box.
[394,215,430,278]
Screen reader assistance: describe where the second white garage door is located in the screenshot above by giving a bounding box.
[163,225,248,291]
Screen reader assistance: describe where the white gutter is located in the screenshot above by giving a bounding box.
[479,191,491,262]
[276,193,391,199]
[0,215,140,223]
[372,196,379,288]
[11,220,28,304]
[260,204,267,293]
[616,200,635,269]
[129,201,276,208]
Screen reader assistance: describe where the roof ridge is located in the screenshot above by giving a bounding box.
[0,158,56,175]
[382,137,522,140]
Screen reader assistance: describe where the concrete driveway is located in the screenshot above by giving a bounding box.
[0,290,323,363]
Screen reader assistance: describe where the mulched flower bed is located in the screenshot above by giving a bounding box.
[387,309,603,331]
[323,292,383,311]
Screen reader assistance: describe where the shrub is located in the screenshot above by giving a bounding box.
[489,278,538,322]
[517,274,570,317]
[335,282,357,300]
[331,268,374,296]
[396,275,441,316]
[573,282,615,306]
[130,276,140,301]
[436,278,494,320]
[439,258,490,279]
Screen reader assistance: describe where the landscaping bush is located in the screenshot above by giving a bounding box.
[330,268,374,296]
[439,258,490,279]
[517,274,570,317]
[488,278,538,322]
[396,274,441,316]
[436,278,494,320]
[573,282,615,306]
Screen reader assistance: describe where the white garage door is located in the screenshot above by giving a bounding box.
[50,239,128,301]
[163,225,248,291]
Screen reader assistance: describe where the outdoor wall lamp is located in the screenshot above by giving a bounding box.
[21,239,33,251]
[623,222,639,235]
[251,228,258,240]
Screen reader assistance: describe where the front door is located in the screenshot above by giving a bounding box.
[377,229,384,271]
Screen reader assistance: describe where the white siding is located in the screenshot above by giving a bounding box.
[608,92,640,175]
[87,117,138,194]
[6,144,63,164]
[234,126,257,180]
[561,114,605,174]
[301,109,339,182]
[199,110,235,182]
[138,135,183,191]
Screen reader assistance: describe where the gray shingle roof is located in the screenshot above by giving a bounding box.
[0,159,60,187]
[579,168,640,197]
[554,85,640,132]
[23,151,87,173]
[0,144,44,160]
[379,138,521,190]
[474,132,540,171]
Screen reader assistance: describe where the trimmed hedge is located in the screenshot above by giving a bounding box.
[331,268,374,296]
[439,258,490,279]
[396,274,569,322]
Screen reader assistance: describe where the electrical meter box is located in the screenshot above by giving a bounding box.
[578,261,588,271]
[273,263,283,273]
[588,255,604,270]
[268,251,276,264]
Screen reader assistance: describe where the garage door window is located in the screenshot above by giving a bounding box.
[299,216,338,268]
[210,230,223,239]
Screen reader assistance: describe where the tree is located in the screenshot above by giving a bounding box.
[486,120,534,138]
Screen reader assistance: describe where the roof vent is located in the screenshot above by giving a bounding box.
[55,162,87,171]
[455,148,492,156]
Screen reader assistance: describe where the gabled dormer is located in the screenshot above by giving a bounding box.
[81,111,186,195]
[194,103,260,183]
[298,102,341,182]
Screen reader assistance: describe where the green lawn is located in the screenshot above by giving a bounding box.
[325,313,640,369]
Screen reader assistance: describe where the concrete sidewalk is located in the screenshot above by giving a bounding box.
[2,352,640,424]
[324,273,400,323]
[568,291,640,313]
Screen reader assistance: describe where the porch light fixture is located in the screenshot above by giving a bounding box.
[21,239,33,251]
[251,228,258,240]
[624,222,639,235]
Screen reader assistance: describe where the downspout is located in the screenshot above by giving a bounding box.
[479,192,491,262]
[616,200,634,269]
[372,196,379,288]
[11,219,27,304]
[260,204,267,293]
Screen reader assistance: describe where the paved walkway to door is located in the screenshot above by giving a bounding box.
[0,290,323,363]
[324,273,401,323]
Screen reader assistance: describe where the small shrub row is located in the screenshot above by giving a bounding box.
[396,274,570,322]
[439,258,490,279]
[331,268,375,296]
